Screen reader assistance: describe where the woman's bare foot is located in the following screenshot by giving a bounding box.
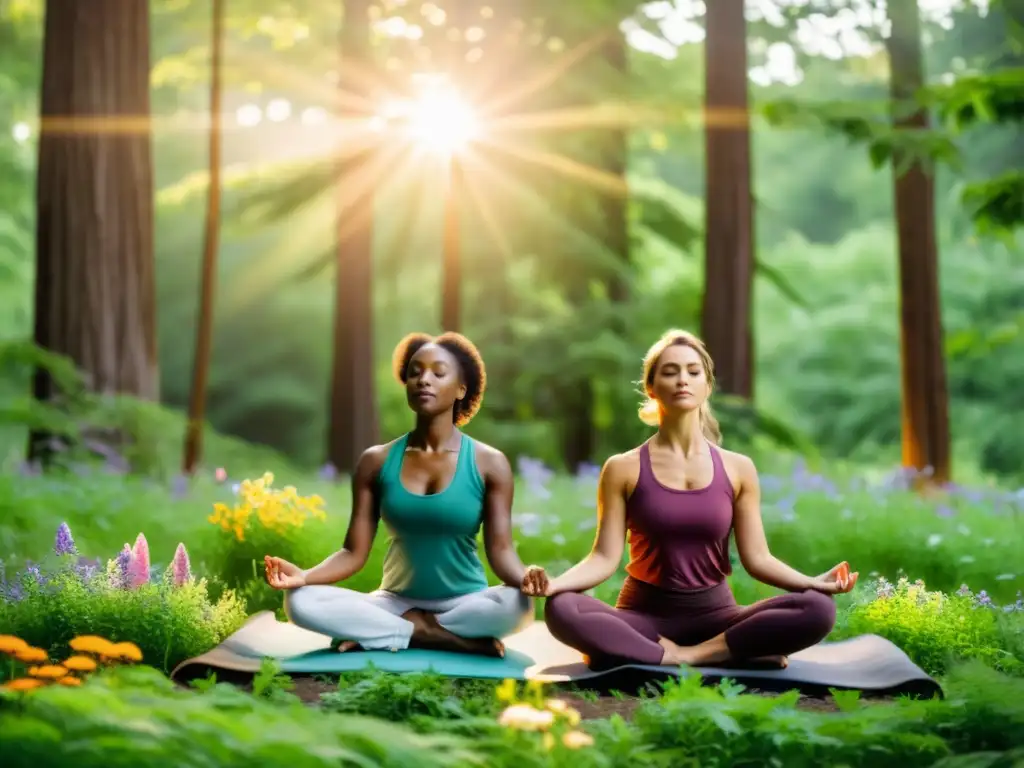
[403,609,505,658]
[657,635,732,667]
[334,640,362,653]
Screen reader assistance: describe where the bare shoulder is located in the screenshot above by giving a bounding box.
[716,447,757,493]
[602,447,642,488]
[354,440,398,479]
[470,436,513,478]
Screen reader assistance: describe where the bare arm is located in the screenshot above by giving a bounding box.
[547,455,629,595]
[481,447,529,588]
[301,446,384,586]
[732,454,816,592]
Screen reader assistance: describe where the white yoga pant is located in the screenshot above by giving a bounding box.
[284,584,533,651]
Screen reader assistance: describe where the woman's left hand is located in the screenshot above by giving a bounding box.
[810,561,858,594]
[521,564,551,596]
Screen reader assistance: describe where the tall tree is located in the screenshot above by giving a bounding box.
[327,0,379,474]
[886,0,951,485]
[700,0,754,400]
[30,0,158,462]
[182,0,224,475]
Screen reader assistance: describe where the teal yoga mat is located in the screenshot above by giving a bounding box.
[171,612,944,698]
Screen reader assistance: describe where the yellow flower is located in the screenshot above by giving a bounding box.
[496,678,517,703]
[545,698,582,725]
[498,704,555,731]
[62,655,98,672]
[70,635,114,655]
[542,732,556,751]
[562,730,595,749]
[15,647,48,664]
[57,675,82,686]
[0,635,28,655]
[29,664,68,680]
[2,677,45,691]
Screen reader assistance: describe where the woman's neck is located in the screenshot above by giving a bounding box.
[409,415,459,452]
[654,411,706,456]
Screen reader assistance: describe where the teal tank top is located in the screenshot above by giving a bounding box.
[376,433,490,600]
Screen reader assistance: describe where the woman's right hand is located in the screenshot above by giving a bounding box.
[264,555,307,590]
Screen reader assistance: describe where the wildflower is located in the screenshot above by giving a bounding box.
[499,704,555,731]
[171,543,192,587]
[28,665,68,680]
[215,467,227,483]
[62,655,97,672]
[0,635,28,655]
[70,635,115,655]
[129,533,151,588]
[562,730,595,749]
[496,678,517,703]
[111,544,133,589]
[108,641,143,662]
[546,698,582,726]
[15,647,48,664]
[2,678,45,691]
[957,584,972,597]
[57,676,82,686]
[54,522,77,556]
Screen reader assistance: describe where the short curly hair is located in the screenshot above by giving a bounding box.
[391,332,487,427]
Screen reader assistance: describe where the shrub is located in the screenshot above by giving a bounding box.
[833,576,1024,677]
[0,524,247,678]
[0,665,480,768]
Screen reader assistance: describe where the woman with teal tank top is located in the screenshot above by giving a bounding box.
[263,332,550,657]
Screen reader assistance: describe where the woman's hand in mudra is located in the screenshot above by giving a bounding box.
[520,564,551,597]
[264,555,307,590]
[810,561,858,594]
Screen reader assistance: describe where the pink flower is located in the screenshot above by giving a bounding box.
[171,543,191,587]
[128,533,150,588]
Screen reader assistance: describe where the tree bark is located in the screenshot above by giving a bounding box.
[701,0,754,400]
[886,0,952,486]
[326,0,378,475]
[30,0,158,462]
[182,0,224,475]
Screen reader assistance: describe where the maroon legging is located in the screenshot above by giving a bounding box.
[545,578,836,667]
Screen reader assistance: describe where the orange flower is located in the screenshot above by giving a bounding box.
[15,647,47,664]
[0,635,28,655]
[61,655,98,672]
[108,642,143,662]
[57,676,82,687]
[69,635,114,655]
[29,665,68,680]
[2,678,45,691]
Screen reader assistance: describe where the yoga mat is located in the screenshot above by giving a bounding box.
[172,612,943,699]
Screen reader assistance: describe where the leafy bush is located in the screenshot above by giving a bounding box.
[0,665,480,768]
[834,576,1024,677]
[0,524,247,678]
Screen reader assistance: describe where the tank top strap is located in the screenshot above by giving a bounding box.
[636,441,655,489]
[707,443,734,498]
[456,434,486,495]
[379,433,410,486]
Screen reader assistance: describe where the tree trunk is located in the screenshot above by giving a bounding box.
[30,0,158,462]
[182,0,224,475]
[326,0,378,475]
[886,0,952,486]
[701,0,754,400]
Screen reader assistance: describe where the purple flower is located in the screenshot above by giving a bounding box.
[319,463,338,482]
[128,533,150,588]
[957,584,972,597]
[54,522,77,556]
[112,543,133,588]
[171,543,191,587]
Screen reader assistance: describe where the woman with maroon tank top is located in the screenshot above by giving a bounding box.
[531,329,859,669]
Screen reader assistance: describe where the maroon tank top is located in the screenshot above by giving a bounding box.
[624,441,735,592]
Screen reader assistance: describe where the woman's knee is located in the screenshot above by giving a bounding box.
[543,592,580,626]
[490,585,533,619]
[283,585,317,624]
[797,589,837,639]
